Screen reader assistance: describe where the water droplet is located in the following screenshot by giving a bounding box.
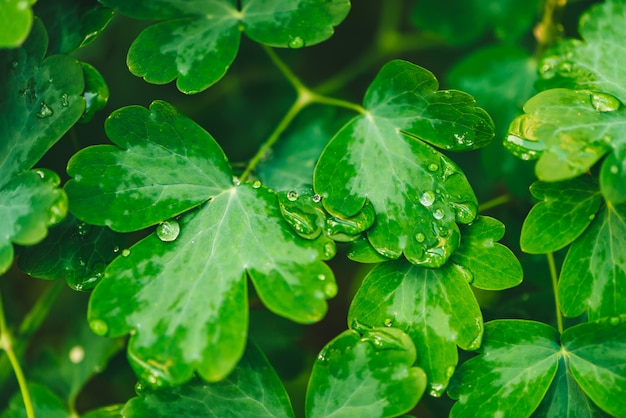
[36,102,54,118]
[450,202,477,224]
[69,345,85,364]
[252,180,261,188]
[591,92,620,112]
[77,222,91,237]
[539,56,559,79]
[609,316,621,326]
[287,36,305,49]
[134,382,146,394]
[317,274,326,281]
[610,165,619,174]
[588,214,595,221]
[427,163,439,172]
[433,208,444,220]
[122,248,131,257]
[383,317,393,327]
[287,190,299,201]
[61,92,69,107]
[146,374,158,385]
[317,350,329,363]
[156,220,180,242]
[415,232,426,243]
[324,281,338,298]
[90,319,109,336]
[323,241,336,258]
[312,194,322,203]
[11,61,19,69]
[419,191,435,207]
[113,246,120,253]
[232,176,241,186]
[429,383,445,397]
[557,61,573,75]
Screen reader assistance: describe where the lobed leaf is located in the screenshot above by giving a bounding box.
[315,60,494,267]
[0,0,35,48]
[558,203,626,321]
[348,260,483,396]
[123,341,295,418]
[520,176,602,254]
[305,327,426,418]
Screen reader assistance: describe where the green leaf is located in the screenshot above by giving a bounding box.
[123,341,295,418]
[558,203,626,321]
[81,405,125,418]
[0,169,67,275]
[562,319,626,418]
[348,259,483,396]
[315,60,494,267]
[451,216,523,290]
[88,183,335,386]
[65,100,233,232]
[520,176,602,254]
[505,89,622,182]
[0,0,35,48]
[18,215,125,291]
[599,151,626,205]
[100,0,350,93]
[35,0,113,54]
[305,327,426,418]
[448,320,561,418]
[80,62,109,124]
[1,383,68,418]
[0,18,86,182]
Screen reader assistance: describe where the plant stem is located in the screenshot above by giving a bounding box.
[478,194,511,213]
[546,252,564,334]
[534,0,568,56]
[0,291,35,418]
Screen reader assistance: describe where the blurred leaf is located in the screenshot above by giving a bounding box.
[315,60,494,267]
[559,203,626,321]
[520,176,602,254]
[0,0,35,48]
[348,259,483,397]
[1,383,68,418]
[81,405,125,418]
[305,327,426,418]
[98,0,350,93]
[123,341,295,418]
[35,0,113,54]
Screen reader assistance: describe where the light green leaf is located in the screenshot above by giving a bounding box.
[100,0,350,93]
[305,327,426,418]
[505,89,622,182]
[315,60,494,267]
[0,0,35,48]
[81,405,125,418]
[599,151,626,204]
[0,169,67,275]
[1,383,68,418]
[562,319,626,418]
[88,183,335,386]
[65,101,233,232]
[448,320,561,418]
[0,18,86,183]
[558,203,626,320]
[348,259,483,396]
[520,176,602,254]
[123,341,295,418]
[451,216,523,290]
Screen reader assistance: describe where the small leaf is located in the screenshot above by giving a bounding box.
[599,151,626,205]
[520,176,602,254]
[558,203,626,321]
[348,259,483,396]
[0,0,35,48]
[452,216,523,290]
[448,320,561,418]
[315,60,493,267]
[0,169,67,275]
[80,62,109,123]
[305,327,426,418]
[1,383,68,418]
[562,319,626,418]
[123,341,295,418]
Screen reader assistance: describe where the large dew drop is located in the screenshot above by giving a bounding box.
[156,220,180,242]
[590,92,621,112]
[90,319,109,336]
[419,191,435,207]
[36,102,54,118]
[287,36,305,49]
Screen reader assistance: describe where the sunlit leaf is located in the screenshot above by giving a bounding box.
[0,0,35,48]
[1,383,68,418]
[599,151,626,205]
[558,203,626,321]
[315,60,494,267]
[305,327,426,418]
[123,341,295,418]
[348,260,483,397]
[520,176,602,254]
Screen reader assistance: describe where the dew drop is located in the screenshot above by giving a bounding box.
[61,92,70,107]
[252,180,262,188]
[134,382,146,394]
[588,214,595,221]
[591,92,621,112]
[146,374,158,385]
[427,163,439,172]
[36,101,54,118]
[312,194,322,203]
[69,345,85,364]
[77,222,91,237]
[429,383,445,397]
[324,281,338,298]
[287,36,305,49]
[415,232,426,243]
[419,191,435,207]
[317,351,329,363]
[122,248,131,257]
[113,245,120,253]
[90,319,109,336]
[317,274,326,281]
[383,317,393,327]
[232,176,241,186]
[287,190,299,201]
[156,220,180,242]
[433,208,444,220]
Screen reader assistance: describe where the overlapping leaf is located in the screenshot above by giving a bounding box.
[305,327,426,418]
[98,0,350,93]
[2,383,68,418]
[314,60,494,267]
[123,342,295,418]
[558,203,626,321]
[0,0,35,47]
[520,176,602,254]
[65,101,336,386]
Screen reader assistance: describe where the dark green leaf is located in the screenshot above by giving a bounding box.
[65,101,233,232]
[315,60,493,267]
[81,405,125,418]
[562,319,626,418]
[599,151,626,205]
[88,183,335,386]
[520,176,602,254]
[1,383,68,418]
[452,216,523,290]
[559,204,626,321]
[0,169,67,275]
[0,18,85,182]
[123,341,295,418]
[348,260,483,396]
[305,327,426,418]
[448,320,561,418]
[0,0,34,48]
[80,62,109,124]
[345,237,392,264]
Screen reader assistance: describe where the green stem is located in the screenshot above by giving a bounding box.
[534,0,568,57]
[0,291,35,418]
[546,252,564,334]
[478,194,511,213]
